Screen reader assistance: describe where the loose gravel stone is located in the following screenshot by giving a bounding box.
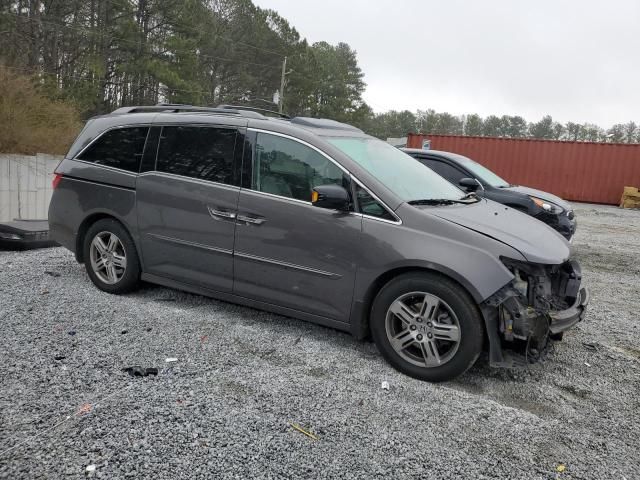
[0,203,639,479]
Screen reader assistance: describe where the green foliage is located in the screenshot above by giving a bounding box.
[0,66,81,154]
[0,0,367,120]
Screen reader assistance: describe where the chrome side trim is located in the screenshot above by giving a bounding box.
[235,251,342,279]
[62,175,136,192]
[69,158,139,177]
[238,187,311,206]
[138,171,240,191]
[148,233,233,255]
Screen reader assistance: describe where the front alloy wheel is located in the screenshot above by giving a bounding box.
[385,292,461,368]
[371,272,484,382]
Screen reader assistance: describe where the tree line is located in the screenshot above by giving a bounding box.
[1,0,638,147]
[0,0,367,122]
[362,110,640,144]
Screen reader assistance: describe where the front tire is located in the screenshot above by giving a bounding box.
[83,218,141,294]
[370,272,484,382]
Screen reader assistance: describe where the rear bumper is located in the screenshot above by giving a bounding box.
[548,286,589,334]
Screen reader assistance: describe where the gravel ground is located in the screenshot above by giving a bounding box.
[0,203,639,480]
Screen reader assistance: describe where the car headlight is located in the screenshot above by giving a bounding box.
[530,196,563,214]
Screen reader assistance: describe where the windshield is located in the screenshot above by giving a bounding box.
[327,137,465,202]
[455,156,510,188]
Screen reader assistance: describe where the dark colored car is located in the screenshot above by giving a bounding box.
[48,105,588,382]
[401,148,577,240]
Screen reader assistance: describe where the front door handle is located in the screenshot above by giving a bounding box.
[236,214,265,225]
[207,206,236,220]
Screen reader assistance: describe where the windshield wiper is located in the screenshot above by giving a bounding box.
[408,194,480,206]
[408,199,457,205]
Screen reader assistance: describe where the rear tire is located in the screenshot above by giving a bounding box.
[83,218,140,294]
[370,272,484,382]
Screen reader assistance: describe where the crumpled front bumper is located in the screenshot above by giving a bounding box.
[548,286,589,334]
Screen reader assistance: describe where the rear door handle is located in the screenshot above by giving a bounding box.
[236,214,265,225]
[207,206,236,220]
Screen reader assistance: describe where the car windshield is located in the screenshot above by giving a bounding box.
[455,155,510,188]
[326,137,465,202]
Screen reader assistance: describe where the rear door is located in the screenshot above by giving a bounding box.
[232,130,362,322]
[136,123,245,292]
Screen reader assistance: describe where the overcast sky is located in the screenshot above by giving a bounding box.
[253,0,640,127]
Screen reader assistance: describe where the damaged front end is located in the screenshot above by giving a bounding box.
[481,258,589,366]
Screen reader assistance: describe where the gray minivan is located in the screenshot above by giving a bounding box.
[49,105,588,382]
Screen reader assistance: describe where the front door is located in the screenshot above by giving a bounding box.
[233,131,362,321]
[137,124,243,292]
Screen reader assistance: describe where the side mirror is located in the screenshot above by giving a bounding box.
[459,177,481,192]
[311,184,350,211]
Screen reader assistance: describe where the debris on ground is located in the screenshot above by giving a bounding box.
[85,464,96,473]
[620,186,640,209]
[165,357,178,363]
[122,366,159,377]
[381,381,390,390]
[44,271,61,277]
[54,355,66,361]
[556,464,566,473]
[76,403,92,416]
[290,423,318,440]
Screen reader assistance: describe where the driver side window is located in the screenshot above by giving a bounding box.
[253,133,349,203]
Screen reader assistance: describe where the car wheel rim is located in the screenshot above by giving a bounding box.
[385,291,461,368]
[89,231,127,285]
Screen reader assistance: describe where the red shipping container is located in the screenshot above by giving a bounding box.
[405,134,640,205]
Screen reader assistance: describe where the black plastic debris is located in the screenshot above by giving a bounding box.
[121,330,128,335]
[145,327,152,332]
[68,330,76,336]
[44,271,61,277]
[54,355,66,361]
[122,366,159,378]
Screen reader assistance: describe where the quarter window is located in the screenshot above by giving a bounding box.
[253,133,347,202]
[156,126,237,184]
[77,127,149,172]
[356,185,395,221]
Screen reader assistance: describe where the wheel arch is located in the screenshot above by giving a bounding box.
[75,212,138,264]
[349,264,484,340]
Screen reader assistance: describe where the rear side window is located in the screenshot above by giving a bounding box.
[156,126,236,184]
[77,127,149,172]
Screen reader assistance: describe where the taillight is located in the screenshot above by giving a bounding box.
[52,173,63,189]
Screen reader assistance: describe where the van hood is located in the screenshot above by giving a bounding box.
[427,199,570,264]
[504,185,572,212]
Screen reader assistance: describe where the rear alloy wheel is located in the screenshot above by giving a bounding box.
[371,273,484,382]
[83,219,140,294]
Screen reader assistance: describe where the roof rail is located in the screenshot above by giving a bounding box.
[290,117,363,133]
[110,103,266,119]
[217,104,290,119]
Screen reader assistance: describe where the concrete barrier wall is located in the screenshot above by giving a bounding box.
[0,154,63,222]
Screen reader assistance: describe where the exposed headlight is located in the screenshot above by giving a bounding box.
[530,196,563,214]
